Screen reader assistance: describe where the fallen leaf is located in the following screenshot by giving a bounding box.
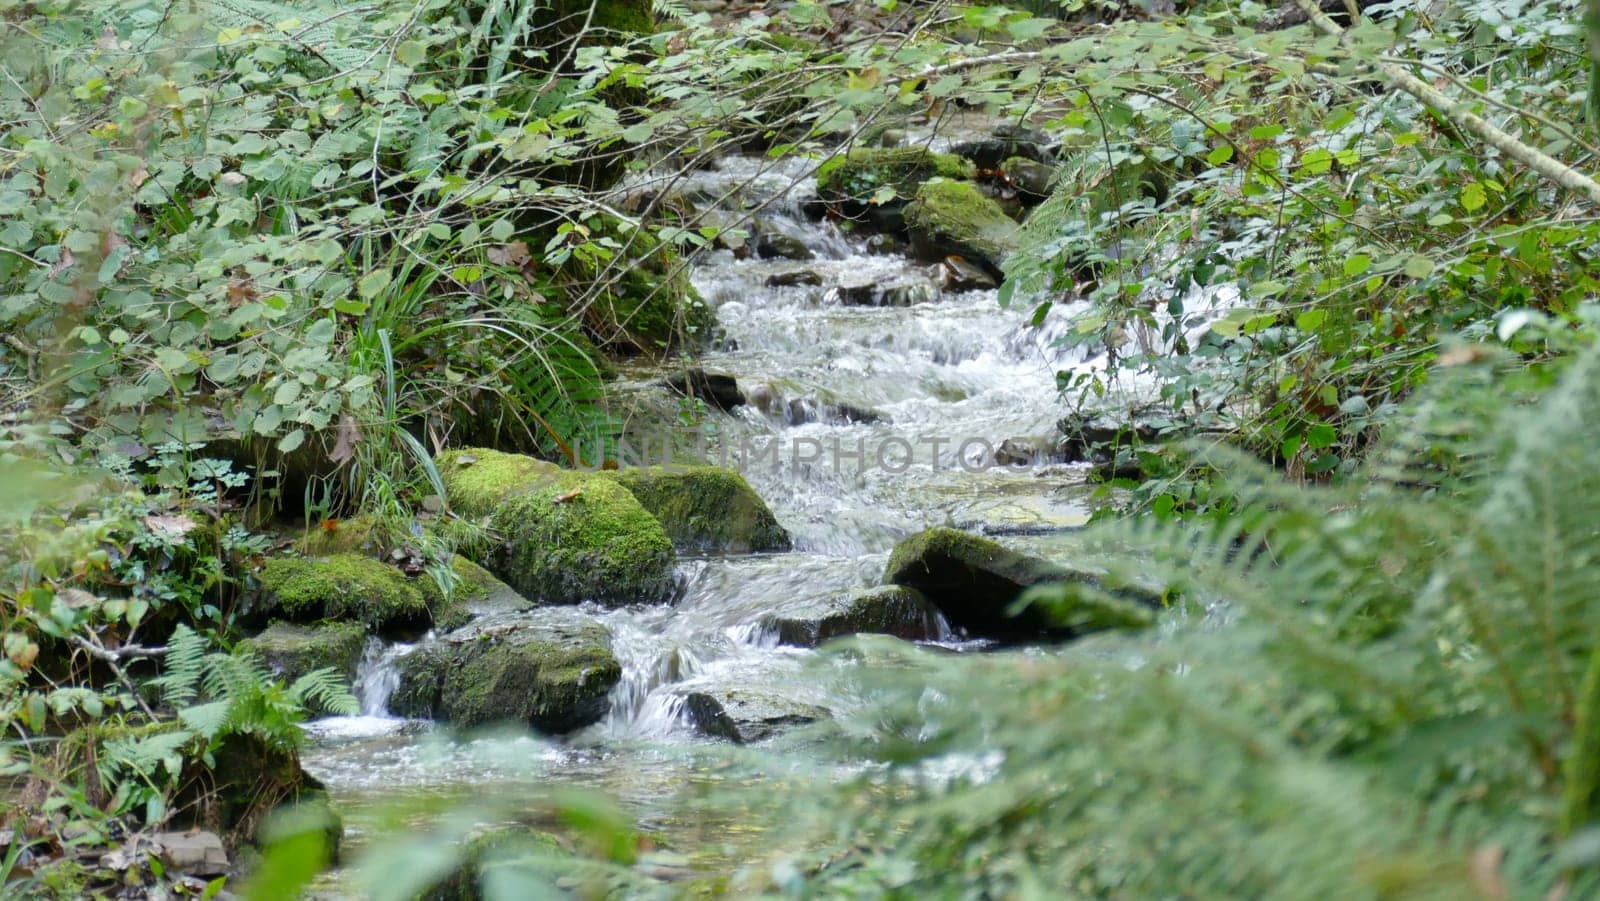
[553,488,582,504]
[142,513,199,539]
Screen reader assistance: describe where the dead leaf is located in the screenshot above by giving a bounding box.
[553,488,582,504]
[1470,844,1508,901]
[142,513,199,540]
[486,241,531,268]
[329,412,363,466]
[58,588,100,609]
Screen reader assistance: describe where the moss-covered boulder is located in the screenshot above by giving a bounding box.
[391,619,621,733]
[607,466,790,553]
[239,621,367,684]
[903,180,1019,277]
[761,586,945,648]
[438,448,677,606]
[255,554,438,634]
[884,527,1159,639]
[815,146,975,234]
[424,826,567,901]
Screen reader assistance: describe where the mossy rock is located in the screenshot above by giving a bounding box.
[391,620,621,733]
[238,621,367,684]
[255,554,437,634]
[815,147,975,234]
[903,180,1019,277]
[884,527,1159,640]
[565,217,717,357]
[762,586,945,648]
[606,466,790,553]
[424,826,566,901]
[437,448,677,606]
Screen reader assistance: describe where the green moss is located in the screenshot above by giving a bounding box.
[256,554,435,632]
[293,515,379,556]
[547,0,655,37]
[238,621,367,683]
[437,449,677,605]
[816,146,976,204]
[903,179,1019,274]
[607,466,790,553]
[393,623,621,733]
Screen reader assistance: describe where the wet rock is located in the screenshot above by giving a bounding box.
[782,397,883,426]
[883,527,1159,639]
[254,554,448,634]
[938,255,998,292]
[999,156,1055,205]
[904,180,1019,277]
[765,268,825,288]
[606,465,791,553]
[815,146,975,235]
[678,689,827,743]
[154,831,229,876]
[833,279,938,307]
[239,621,367,683]
[864,232,905,255]
[1055,409,1167,462]
[992,436,1056,467]
[437,449,677,606]
[754,231,814,261]
[762,586,946,648]
[660,367,745,412]
[951,124,1054,170]
[392,619,621,733]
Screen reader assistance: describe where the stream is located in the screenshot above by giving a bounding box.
[298,152,1215,887]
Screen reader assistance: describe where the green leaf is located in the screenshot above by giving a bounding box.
[1460,182,1487,212]
[358,269,392,299]
[1404,255,1435,279]
[1295,309,1327,332]
[1343,254,1371,277]
[1206,145,1234,166]
[395,40,426,67]
[278,428,306,453]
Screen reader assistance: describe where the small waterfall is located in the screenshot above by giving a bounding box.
[603,639,704,737]
[351,637,417,717]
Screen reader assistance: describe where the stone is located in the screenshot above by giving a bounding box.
[677,689,827,744]
[939,255,998,292]
[762,586,946,648]
[392,618,621,733]
[437,449,677,606]
[864,232,905,255]
[660,367,745,412]
[239,621,367,684]
[1055,409,1167,462]
[999,156,1056,205]
[903,180,1019,277]
[754,231,814,261]
[606,465,790,553]
[832,279,938,307]
[884,527,1159,639]
[950,124,1054,170]
[154,831,229,876]
[815,146,976,235]
[766,268,825,288]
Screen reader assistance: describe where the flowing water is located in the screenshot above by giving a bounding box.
[300,152,1233,886]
